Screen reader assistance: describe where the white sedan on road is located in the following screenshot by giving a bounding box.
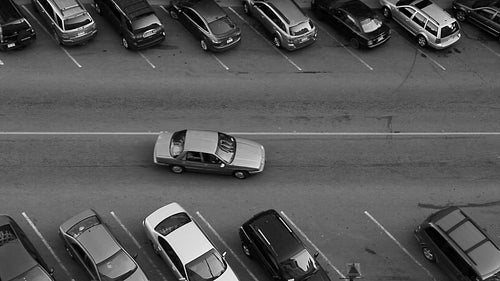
[143,202,240,281]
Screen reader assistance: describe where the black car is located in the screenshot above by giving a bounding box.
[453,0,500,40]
[239,210,331,281]
[94,0,166,49]
[0,0,36,51]
[166,0,241,52]
[311,0,391,48]
[0,215,55,281]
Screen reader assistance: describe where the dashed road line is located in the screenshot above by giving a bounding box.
[22,212,76,281]
[228,7,303,71]
[138,51,156,68]
[196,211,260,281]
[416,49,446,71]
[21,5,82,68]
[280,211,345,278]
[364,211,437,281]
[478,41,500,58]
[109,211,167,281]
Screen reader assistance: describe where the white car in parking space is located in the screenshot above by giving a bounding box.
[143,202,240,281]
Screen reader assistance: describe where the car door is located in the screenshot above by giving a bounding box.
[409,11,427,35]
[179,8,208,39]
[253,2,283,34]
[35,0,55,29]
[246,228,280,279]
[158,237,186,281]
[201,153,230,174]
[69,241,100,281]
[470,8,498,36]
[179,151,206,171]
[394,6,417,34]
[106,1,124,32]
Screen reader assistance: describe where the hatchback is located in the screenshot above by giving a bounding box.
[312,0,391,48]
[453,0,500,40]
[0,215,55,281]
[0,0,36,50]
[166,0,241,51]
[239,210,331,281]
[380,0,461,48]
[243,0,318,50]
[59,209,149,281]
[153,129,265,179]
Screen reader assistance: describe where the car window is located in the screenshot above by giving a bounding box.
[184,9,208,31]
[493,14,500,24]
[256,3,285,31]
[413,0,432,9]
[159,238,186,278]
[202,153,222,164]
[476,8,495,19]
[215,133,236,164]
[154,212,191,236]
[56,14,63,29]
[170,130,186,157]
[131,12,160,32]
[110,2,122,21]
[186,151,202,162]
[38,0,54,20]
[399,7,416,18]
[344,14,359,31]
[64,13,92,30]
[186,249,226,281]
[97,250,137,280]
[290,20,312,35]
[425,20,438,36]
[439,21,459,38]
[412,12,427,27]
[279,249,318,280]
[83,254,98,278]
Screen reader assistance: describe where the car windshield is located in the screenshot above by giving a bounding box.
[97,250,137,281]
[360,18,382,33]
[154,212,191,236]
[279,249,318,280]
[290,21,311,36]
[186,249,227,281]
[170,130,186,157]
[208,17,235,35]
[12,266,53,281]
[440,21,459,38]
[131,13,159,31]
[67,216,100,238]
[64,13,91,30]
[215,133,235,163]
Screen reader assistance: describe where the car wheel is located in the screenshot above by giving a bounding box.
[65,246,74,259]
[95,3,101,15]
[243,2,251,15]
[200,39,208,51]
[122,37,129,49]
[417,35,427,47]
[233,170,249,179]
[422,247,436,262]
[242,244,252,258]
[171,165,184,174]
[272,35,281,48]
[350,38,360,49]
[382,7,391,19]
[455,10,466,22]
[170,10,179,20]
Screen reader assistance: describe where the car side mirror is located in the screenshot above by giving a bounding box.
[314,252,319,258]
[132,253,138,259]
[49,268,54,275]
[220,163,225,168]
[222,251,227,258]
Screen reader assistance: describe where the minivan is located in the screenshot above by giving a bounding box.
[0,0,36,50]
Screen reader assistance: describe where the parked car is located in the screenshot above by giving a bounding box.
[32,0,97,45]
[59,209,149,281]
[239,209,331,281]
[414,206,500,281]
[242,0,318,50]
[453,0,500,40]
[380,0,461,48]
[0,0,36,50]
[312,0,391,48]
[0,215,55,281]
[143,202,240,281]
[94,0,166,49]
[153,129,265,179]
[166,0,241,51]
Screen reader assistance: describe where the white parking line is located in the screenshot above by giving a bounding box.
[21,212,76,281]
[195,211,260,281]
[21,5,82,68]
[138,51,156,68]
[227,7,303,71]
[280,211,345,278]
[416,49,446,71]
[109,211,168,281]
[478,41,500,58]
[212,54,230,70]
[364,211,437,281]
[316,24,374,71]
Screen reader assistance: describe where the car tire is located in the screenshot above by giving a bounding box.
[171,165,184,174]
[417,35,427,47]
[272,35,281,48]
[170,10,179,20]
[233,170,249,179]
[422,247,436,262]
[122,37,129,49]
[455,10,466,22]
[242,243,252,258]
[350,38,360,49]
[66,246,74,260]
[382,7,391,19]
[200,39,208,51]
[243,2,251,15]
[95,3,102,15]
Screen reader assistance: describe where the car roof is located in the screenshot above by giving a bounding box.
[419,3,455,25]
[114,0,154,19]
[259,0,308,25]
[178,0,226,22]
[246,210,303,261]
[77,224,121,264]
[184,130,219,154]
[165,221,214,265]
[432,207,500,279]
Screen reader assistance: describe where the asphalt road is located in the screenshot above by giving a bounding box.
[1,1,500,281]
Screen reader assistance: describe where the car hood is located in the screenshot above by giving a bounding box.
[231,138,264,169]
[215,265,239,281]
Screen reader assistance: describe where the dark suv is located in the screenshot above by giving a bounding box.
[0,215,55,281]
[0,0,36,50]
[239,209,331,281]
[415,206,500,281]
[94,0,166,49]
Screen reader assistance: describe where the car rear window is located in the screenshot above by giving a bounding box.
[154,212,191,236]
[208,17,235,35]
[170,130,186,157]
[290,21,311,36]
[0,224,17,246]
[131,13,159,32]
[439,21,459,38]
[360,18,382,33]
[64,13,92,30]
[67,216,100,238]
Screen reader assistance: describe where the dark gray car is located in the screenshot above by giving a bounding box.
[453,0,500,40]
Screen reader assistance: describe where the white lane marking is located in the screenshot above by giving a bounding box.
[478,41,500,58]
[2,131,500,136]
[212,54,230,70]
[21,212,76,281]
[110,211,167,281]
[280,211,345,278]
[316,24,373,71]
[416,49,446,71]
[21,5,82,68]
[159,5,169,14]
[138,51,156,69]
[196,211,260,281]
[364,211,437,281]
[228,7,302,71]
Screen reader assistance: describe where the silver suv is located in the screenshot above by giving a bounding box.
[243,0,318,50]
[380,0,461,49]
